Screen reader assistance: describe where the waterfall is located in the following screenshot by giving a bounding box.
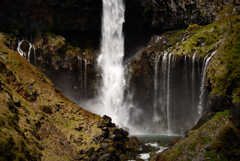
[197,50,217,115]
[192,52,197,108]
[17,39,35,63]
[153,54,161,122]
[98,0,126,125]
[77,56,83,98]
[27,41,33,62]
[17,40,25,57]
[167,52,172,134]
[160,51,168,116]
[84,56,87,99]
[33,45,36,66]
[184,55,189,96]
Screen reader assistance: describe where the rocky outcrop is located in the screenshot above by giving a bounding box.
[0,0,235,35]
[6,31,99,104]
[0,34,154,160]
[125,0,234,31]
[0,0,102,34]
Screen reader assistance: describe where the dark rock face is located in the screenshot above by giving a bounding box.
[0,0,102,34]
[230,104,240,130]
[125,0,233,31]
[206,94,232,113]
[0,0,233,35]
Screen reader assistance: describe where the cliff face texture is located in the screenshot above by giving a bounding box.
[0,34,154,161]
[1,0,240,160]
[0,0,235,34]
[125,0,235,31]
[0,0,102,33]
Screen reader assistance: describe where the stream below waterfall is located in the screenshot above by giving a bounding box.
[132,134,183,160]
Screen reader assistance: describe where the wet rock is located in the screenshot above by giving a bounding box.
[230,104,240,130]
[102,143,110,149]
[131,136,141,145]
[189,111,216,131]
[113,128,129,137]
[115,142,126,152]
[206,94,232,113]
[128,152,137,160]
[99,153,113,161]
[103,115,113,127]
[89,153,97,161]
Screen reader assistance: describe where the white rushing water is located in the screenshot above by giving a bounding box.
[139,143,167,160]
[161,51,168,114]
[17,40,35,62]
[97,0,127,125]
[17,40,25,57]
[33,45,36,66]
[167,53,172,135]
[153,54,161,122]
[192,52,197,108]
[84,56,87,99]
[197,50,217,115]
[26,41,33,62]
[184,55,189,96]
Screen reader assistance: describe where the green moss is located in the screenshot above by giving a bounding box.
[204,151,217,160]
[188,142,197,151]
[211,110,229,121]
[164,145,183,160]
[0,117,4,127]
[201,136,212,145]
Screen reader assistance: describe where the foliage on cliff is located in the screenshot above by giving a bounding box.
[152,110,240,161]
[0,33,151,161]
[137,4,240,104]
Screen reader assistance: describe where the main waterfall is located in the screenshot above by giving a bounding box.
[97,0,128,126]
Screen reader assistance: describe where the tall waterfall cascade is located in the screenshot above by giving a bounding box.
[97,0,128,126]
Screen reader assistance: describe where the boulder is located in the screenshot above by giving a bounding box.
[103,115,113,127]
[99,153,114,161]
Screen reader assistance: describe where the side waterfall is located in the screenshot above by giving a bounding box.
[192,52,197,108]
[84,56,87,99]
[197,50,217,115]
[26,40,33,62]
[17,39,35,62]
[17,40,25,57]
[167,53,172,134]
[153,54,161,122]
[128,51,207,134]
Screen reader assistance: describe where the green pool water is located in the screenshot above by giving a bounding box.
[130,134,184,143]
